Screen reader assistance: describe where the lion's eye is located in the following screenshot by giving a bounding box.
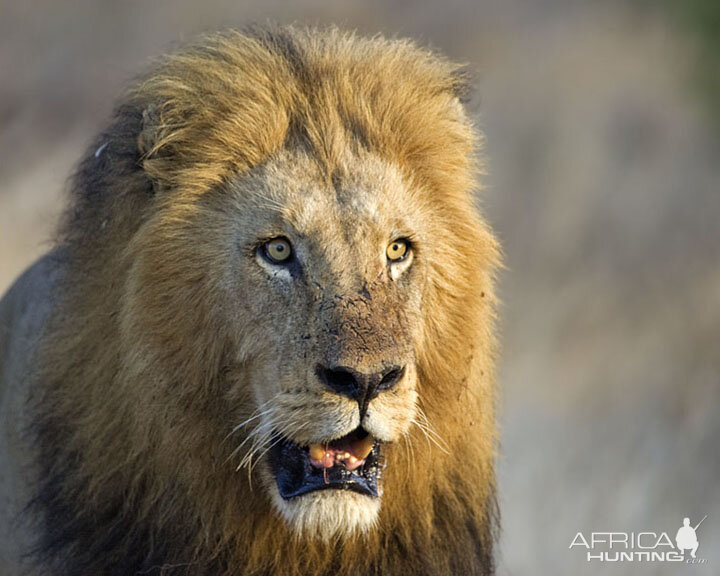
[386,239,410,263]
[262,237,293,264]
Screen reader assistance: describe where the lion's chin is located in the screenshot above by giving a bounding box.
[266,426,384,539]
[271,489,381,541]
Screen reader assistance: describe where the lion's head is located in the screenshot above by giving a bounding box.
[35,25,500,575]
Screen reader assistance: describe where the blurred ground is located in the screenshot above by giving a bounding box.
[1,1,718,574]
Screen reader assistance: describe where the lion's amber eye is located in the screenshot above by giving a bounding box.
[386,239,409,263]
[263,237,293,264]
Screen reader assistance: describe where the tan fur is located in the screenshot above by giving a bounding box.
[1,25,501,575]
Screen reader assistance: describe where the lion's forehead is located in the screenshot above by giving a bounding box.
[260,150,408,225]
[291,191,381,224]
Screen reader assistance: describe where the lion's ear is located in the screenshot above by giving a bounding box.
[138,104,161,159]
[137,103,170,192]
[450,67,473,105]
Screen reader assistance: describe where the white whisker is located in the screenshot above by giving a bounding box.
[415,405,450,452]
[410,416,450,456]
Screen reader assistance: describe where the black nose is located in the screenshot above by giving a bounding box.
[316,364,405,417]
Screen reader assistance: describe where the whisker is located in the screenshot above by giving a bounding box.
[410,418,433,453]
[250,423,310,476]
[402,434,416,477]
[415,406,450,451]
[237,420,310,490]
[237,416,299,472]
[237,423,276,470]
[230,407,278,434]
[226,415,277,465]
[222,406,277,445]
[410,417,450,456]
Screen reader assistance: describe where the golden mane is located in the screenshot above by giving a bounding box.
[31,25,500,575]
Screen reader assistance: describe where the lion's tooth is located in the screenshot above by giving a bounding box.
[345,455,364,471]
[309,444,325,462]
[353,434,374,460]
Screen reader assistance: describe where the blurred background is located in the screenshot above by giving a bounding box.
[1,1,718,573]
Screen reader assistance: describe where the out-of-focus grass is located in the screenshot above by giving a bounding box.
[666,0,720,125]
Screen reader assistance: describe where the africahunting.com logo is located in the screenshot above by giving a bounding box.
[569,516,708,564]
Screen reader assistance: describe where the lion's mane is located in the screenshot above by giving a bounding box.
[30,25,500,576]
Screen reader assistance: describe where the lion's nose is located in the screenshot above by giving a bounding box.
[316,364,405,416]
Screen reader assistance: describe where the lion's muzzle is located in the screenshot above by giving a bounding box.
[267,364,409,501]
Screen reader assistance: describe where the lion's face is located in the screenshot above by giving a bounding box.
[135,148,431,538]
[233,151,425,537]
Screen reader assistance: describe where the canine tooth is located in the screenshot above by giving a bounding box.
[353,434,374,460]
[309,444,325,461]
[348,456,357,465]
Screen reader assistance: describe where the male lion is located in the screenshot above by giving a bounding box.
[0,25,501,575]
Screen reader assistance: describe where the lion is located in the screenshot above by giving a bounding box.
[0,25,501,576]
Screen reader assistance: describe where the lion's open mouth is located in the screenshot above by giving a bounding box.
[269,427,383,499]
